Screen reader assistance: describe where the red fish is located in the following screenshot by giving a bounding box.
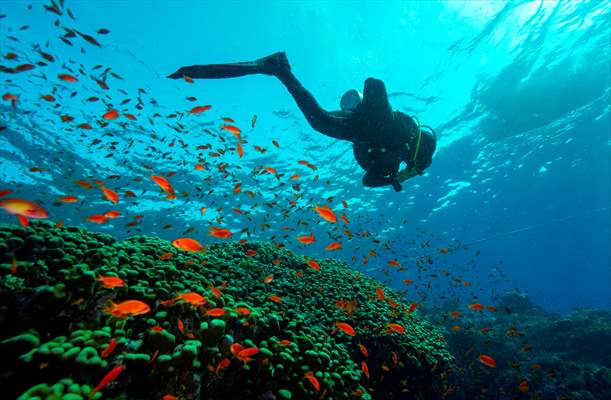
[86,214,107,224]
[101,338,117,359]
[307,259,320,271]
[215,358,230,374]
[58,195,79,203]
[268,295,282,303]
[103,109,119,120]
[89,364,125,398]
[58,73,78,82]
[361,361,370,379]
[189,105,211,114]
[304,371,320,391]
[335,322,356,336]
[478,354,496,368]
[385,323,405,334]
[325,242,342,251]
[101,187,119,204]
[206,308,225,317]
[0,189,12,198]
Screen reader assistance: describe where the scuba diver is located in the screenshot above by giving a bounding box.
[168,52,436,192]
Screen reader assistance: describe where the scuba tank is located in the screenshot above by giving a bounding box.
[340,89,363,111]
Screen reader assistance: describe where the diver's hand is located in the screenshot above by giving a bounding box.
[396,168,419,183]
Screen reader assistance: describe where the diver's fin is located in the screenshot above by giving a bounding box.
[257,51,291,76]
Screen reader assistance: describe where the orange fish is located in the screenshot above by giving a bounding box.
[406,302,418,314]
[101,187,119,204]
[388,260,401,267]
[209,226,232,239]
[519,379,529,393]
[450,311,461,318]
[58,195,79,203]
[358,343,368,357]
[105,300,150,318]
[263,275,274,283]
[335,322,356,336]
[151,175,176,200]
[478,354,496,368]
[0,198,49,227]
[278,339,291,346]
[97,275,125,289]
[468,303,484,311]
[206,308,225,317]
[314,205,337,223]
[11,258,17,274]
[209,285,222,298]
[236,141,244,158]
[0,189,12,198]
[375,287,385,300]
[103,109,119,120]
[402,279,414,285]
[104,210,121,219]
[385,323,405,334]
[304,371,320,391]
[451,325,461,331]
[86,214,107,224]
[325,242,342,251]
[159,252,174,260]
[175,292,206,306]
[307,259,321,271]
[268,295,282,303]
[296,234,315,244]
[235,307,251,315]
[220,124,241,139]
[172,238,204,252]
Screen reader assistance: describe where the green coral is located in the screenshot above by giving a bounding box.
[0,221,453,399]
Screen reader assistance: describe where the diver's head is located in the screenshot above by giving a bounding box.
[340,89,363,111]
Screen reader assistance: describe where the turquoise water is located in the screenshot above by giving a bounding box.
[0,0,609,317]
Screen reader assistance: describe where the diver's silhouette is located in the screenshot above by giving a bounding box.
[169,52,436,192]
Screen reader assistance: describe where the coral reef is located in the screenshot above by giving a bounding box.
[425,292,611,399]
[0,221,452,399]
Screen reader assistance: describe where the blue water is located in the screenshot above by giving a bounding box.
[1,0,609,315]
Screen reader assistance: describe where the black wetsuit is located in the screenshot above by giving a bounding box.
[168,52,435,191]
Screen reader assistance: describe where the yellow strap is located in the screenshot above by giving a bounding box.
[411,115,422,168]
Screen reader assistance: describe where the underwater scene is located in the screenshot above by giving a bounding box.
[0,1,610,399]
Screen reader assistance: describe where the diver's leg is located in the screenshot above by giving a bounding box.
[273,63,352,140]
[167,52,286,79]
[362,171,402,192]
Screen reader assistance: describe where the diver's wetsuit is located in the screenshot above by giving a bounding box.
[168,52,435,191]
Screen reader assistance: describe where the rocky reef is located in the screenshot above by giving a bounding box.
[425,292,611,399]
[0,221,453,400]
